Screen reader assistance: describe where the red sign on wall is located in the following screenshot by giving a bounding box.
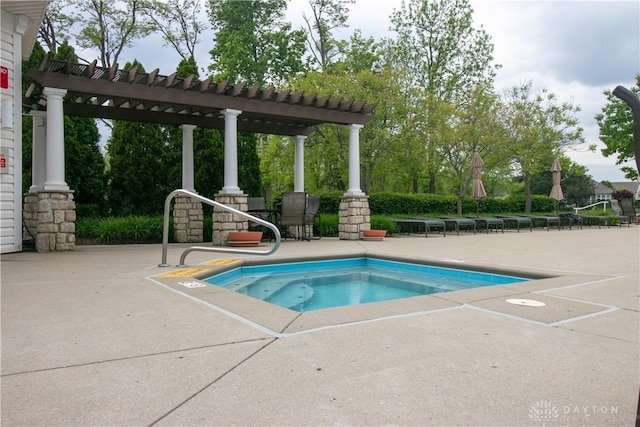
[1,67,8,89]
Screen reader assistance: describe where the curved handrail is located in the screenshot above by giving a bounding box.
[160,189,281,267]
[574,200,609,214]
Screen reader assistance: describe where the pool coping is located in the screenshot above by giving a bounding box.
[147,249,617,336]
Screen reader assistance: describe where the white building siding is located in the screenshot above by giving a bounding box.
[0,10,19,253]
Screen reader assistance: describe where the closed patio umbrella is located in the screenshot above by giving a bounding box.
[549,158,564,214]
[471,151,487,216]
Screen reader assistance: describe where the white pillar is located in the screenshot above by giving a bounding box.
[294,135,306,192]
[29,111,47,192]
[221,109,242,194]
[346,124,364,195]
[43,87,69,191]
[181,124,196,192]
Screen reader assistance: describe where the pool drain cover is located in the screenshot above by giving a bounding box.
[506,298,546,307]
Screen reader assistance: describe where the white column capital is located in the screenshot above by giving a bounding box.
[43,87,68,99]
[30,110,47,125]
[181,124,196,132]
[221,109,242,118]
[346,124,364,131]
[15,15,31,35]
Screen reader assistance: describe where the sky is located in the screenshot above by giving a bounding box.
[101,0,640,183]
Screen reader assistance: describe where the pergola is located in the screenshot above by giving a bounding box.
[25,56,375,195]
[23,56,376,248]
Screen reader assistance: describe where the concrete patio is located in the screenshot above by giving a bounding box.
[2,226,639,426]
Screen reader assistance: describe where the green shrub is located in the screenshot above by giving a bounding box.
[76,216,170,243]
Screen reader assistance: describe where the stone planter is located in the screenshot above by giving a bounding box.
[361,229,386,241]
[228,231,263,247]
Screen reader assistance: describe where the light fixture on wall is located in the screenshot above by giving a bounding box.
[1,99,13,129]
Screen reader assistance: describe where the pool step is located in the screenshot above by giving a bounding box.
[266,282,314,310]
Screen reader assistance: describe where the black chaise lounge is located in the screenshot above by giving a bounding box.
[494,215,533,232]
[516,215,562,231]
[430,217,477,235]
[388,218,446,237]
[466,216,504,233]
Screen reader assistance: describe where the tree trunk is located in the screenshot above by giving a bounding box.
[524,172,532,213]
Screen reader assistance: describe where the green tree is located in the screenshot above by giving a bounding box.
[302,0,354,71]
[530,159,594,207]
[72,0,154,67]
[595,74,640,180]
[206,0,307,86]
[502,81,584,212]
[140,0,207,62]
[107,120,179,215]
[388,0,499,193]
[439,85,503,214]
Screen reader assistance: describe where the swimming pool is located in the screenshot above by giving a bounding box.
[204,257,530,312]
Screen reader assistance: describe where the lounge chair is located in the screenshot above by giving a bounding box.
[609,199,631,227]
[466,216,504,234]
[619,198,640,224]
[576,214,609,228]
[388,218,446,237]
[516,215,561,231]
[432,217,477,235]
[494,215,533,232]
[558,213,583,230]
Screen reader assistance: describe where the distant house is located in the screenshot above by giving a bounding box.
[589,180,640,204]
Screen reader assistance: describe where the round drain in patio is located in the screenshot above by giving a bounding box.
[505,298,546,307]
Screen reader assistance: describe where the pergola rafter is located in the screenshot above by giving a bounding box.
[25,56,375,137]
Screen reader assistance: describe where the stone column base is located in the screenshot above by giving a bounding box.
[173,196,204,243]
[212,193,248,245]
[339,194,370,240]
[23,191,76,252]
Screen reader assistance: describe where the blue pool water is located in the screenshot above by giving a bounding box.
[204,257,529,313]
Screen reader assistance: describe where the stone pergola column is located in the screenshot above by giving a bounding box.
[339,124,370,240]
[213,109,247,245]
[173,124,203,243]
[26,87,75,251]
[294,135,306,192]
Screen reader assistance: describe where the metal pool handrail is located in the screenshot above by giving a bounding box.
[160,189,281,267]
[574,200,609,214]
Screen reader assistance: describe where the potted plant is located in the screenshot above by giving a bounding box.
[228,230,263,247]
[361,229,387,241]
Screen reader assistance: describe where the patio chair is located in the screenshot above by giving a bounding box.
[247,197,278,240]
[609,199,631,226]
[279,192,308,240]
[303,195,322,240]
[619,198,640,224]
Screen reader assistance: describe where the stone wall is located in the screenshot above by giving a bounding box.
[338,194,370,240]
[23,191,76,252]
[212,193,248,245]
[172,196,203,243]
